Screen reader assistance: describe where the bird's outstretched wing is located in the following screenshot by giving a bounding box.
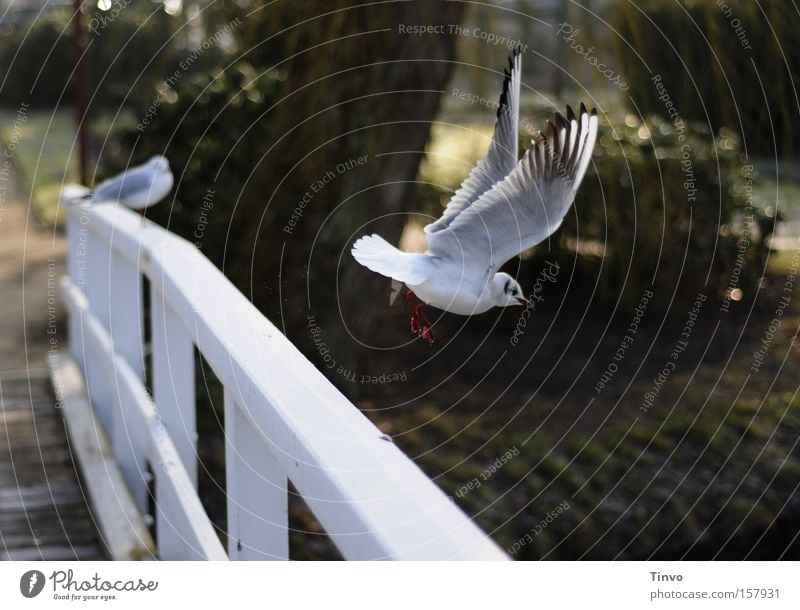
[91,166,154,202]
[424,47,522,235]
[425,104,598,277]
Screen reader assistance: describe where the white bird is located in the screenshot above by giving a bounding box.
[352,48,598,343]
[73,155,174,210]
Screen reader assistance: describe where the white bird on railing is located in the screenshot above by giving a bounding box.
[68,155,174,210]
[352,48,598,344]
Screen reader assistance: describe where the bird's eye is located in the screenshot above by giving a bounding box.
[512,289,518,296]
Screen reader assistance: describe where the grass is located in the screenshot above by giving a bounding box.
[343,218,800,559]
[0,107,129,224]
[0,107,79,224]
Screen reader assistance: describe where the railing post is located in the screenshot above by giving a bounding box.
[108,248,148,512]
[224,392,289,560]
[151,287,197,488]
[65,207,85,364]
[80,215,114,435]
[108,250,145,379]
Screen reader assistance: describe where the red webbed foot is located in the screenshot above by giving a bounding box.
[406,292,434,345]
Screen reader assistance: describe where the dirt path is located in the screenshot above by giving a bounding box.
[0,153,65,372]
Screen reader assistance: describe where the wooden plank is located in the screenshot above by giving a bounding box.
[153,423,228,560]
[0,509,95,533]
[47,350,156,561]
[225,392,288,560]
[58,283,226,561]
[0,482,86,512]
[0,368,51,382]
[2,528,99,549]
[108,249,145,380]
[1,544,103,561]
[151,288,197,489]
[0,368,104,560]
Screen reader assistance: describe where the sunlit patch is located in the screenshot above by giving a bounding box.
[729,288,743,301]
[164,0,182,15]
[624,114,640,128]
[637,125,650,140]
[97,0,112,10]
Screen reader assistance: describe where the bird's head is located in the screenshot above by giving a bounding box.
[492,272,530,308]
[147,155,170,173]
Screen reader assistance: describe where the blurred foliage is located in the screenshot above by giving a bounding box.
[548,111,773,314]
[611,0,799,156]
[106,62,283,265]
[0,2,179,110]
[0,8,73,108]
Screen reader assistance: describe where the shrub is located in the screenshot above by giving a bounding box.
[0,2,179,110]
[0,8,74,108]
[515,109,773,317]
[610,0,799,156]
[104,62,282,265]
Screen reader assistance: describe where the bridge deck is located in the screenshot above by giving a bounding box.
[0,368,103,560]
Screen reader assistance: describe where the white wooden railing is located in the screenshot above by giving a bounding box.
[60,192,507,560]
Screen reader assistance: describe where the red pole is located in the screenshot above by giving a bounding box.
[73,0,88,185]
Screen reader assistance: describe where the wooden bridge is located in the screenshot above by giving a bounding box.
[0,190,508,561]
[0,368,103,560]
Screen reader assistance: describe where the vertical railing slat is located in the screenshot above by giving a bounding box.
[224,392,289,560]
[108,248,148,512]
[82,223,114,434]
[151,287,198,489]
[65,208,84,364]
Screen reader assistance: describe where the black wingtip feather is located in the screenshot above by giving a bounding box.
[566,105,575,121]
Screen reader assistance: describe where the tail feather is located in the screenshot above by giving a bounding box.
[351,234,433,286]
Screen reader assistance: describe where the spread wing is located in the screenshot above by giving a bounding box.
[424,47,522,235]
[425,104,599,279]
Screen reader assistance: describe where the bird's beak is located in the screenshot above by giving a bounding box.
[516,296,531,306]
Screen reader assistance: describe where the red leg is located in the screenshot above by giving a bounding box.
[406,290,434,344]
[414,302,435,345]
[406,290,419,334]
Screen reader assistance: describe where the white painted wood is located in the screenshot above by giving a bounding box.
[152,420,223,560]
[46,351,156,560]
[107,249,148,512]
[60,277,227,561]
[151,287,198,489]
[62,197,508,560]
[79,226,115,435]
[108,249,145,379]
[64,205,85,364]
[224,392,288,560]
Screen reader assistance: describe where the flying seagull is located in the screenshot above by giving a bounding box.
[69,155,174,210]
[352,48,598,344]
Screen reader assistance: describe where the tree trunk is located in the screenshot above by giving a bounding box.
[227,0,466,368]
